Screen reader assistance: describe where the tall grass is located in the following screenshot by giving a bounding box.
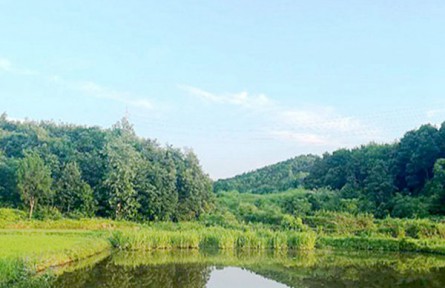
[109,228,316,251]
[318,236,445,255]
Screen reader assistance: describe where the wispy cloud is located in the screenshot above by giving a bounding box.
[0,58,12,71]
[0,57,38,75]
[269,130,331,146]
[271,107,381,148]
[426,108,445,119]
[182,85,380,148]
[78,81,154,110]
[1,57,154,111]
[181,85,273,110]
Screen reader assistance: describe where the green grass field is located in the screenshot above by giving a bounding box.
[0,230,110,287]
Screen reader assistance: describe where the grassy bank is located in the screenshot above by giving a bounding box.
[318,236,445,255]
[0,231,110,287]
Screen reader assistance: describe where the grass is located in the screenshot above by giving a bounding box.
[0,231,110,287]
[108,228,317,251]
[318,236,445,255]
[1,206,445,286]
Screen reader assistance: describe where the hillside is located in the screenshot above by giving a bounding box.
[215,122,445,218]
[214,155,318,194]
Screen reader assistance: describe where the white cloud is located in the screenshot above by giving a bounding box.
[426,108,445,119]
[0,57,154,111]
[0,57,37,75]
[181,85,273,110]
[269,130,331,146]
[0,58,12,71]
[279,107,370,133]
[182,84,381,148]
[77,81,154,110]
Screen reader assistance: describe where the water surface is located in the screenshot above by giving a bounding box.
[53,250,445,288]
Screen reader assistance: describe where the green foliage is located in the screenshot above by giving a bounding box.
[390,193,429,218]
[280,215,307,232]
[54,162,95,217]
[199,211,239,228]
[16,151,53,219]
[33,207,63,221]
[103,132,141,220]
[300,123,445,217]
[214,155,318,194]
[0,209,27,222]
[0,117,214,221]
[319,236,445,255]
[108,226,316,252]
[304,211,376,236]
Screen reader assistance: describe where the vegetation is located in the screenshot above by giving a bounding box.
[0,230,109,288]
[215,122,445,219]
[0,115,214,221]
[214,155,318,194]
[108,228,316,251]
[3,116,445,285]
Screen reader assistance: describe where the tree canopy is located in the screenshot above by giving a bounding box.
[0,116,214,220]
[216,122,445,218]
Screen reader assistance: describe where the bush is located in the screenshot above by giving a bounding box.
[404,219,445,239]
[34,207,63,221]
[280,215,307,232]
[303,211,376,236]
[0,208,27,222]
[390,194,430,219]
[377,218,406,238]
[199,211,239,228]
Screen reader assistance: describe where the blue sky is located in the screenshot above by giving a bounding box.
[1,0,445,179]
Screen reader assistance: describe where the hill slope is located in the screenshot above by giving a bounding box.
[214,155,318,194]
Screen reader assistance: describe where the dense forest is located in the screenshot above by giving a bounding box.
[0,114,214,221]
[215,122,445,218]
[214,155,318,194]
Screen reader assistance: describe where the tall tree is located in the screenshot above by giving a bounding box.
[16,151,53,219]
[103,119,140,220]
[55,162,95,216]
[424,158,445,214]
[176,150,213,220]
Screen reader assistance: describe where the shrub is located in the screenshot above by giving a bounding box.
[0,208,27,223]
[280,215,307,232]
[404,219,445,239]
[34,207,63,221]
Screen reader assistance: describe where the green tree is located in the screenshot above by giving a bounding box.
[55,162,95,216]
[103,119,140,220]
[363,160,394,214]
[424,158,445,214]
[176,150,214,220]
[16,151,53,219]
[136,151,178,221]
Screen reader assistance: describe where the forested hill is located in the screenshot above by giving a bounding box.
[0,115,214,221]
[215,122,445,218]
[213,155,319,194]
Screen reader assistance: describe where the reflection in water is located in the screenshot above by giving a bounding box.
[207,267,289,288]
[53,250,445,288]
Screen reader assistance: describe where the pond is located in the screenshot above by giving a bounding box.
[53,250,445,288]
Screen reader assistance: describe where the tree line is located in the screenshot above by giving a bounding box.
[305,122,445,218]
[214,155,318,194]
[215,122,445,218]
[0,114,214,220]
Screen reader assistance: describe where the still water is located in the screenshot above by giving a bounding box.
[53,250,445,288]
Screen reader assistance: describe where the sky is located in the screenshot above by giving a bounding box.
[1,0,445,179]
